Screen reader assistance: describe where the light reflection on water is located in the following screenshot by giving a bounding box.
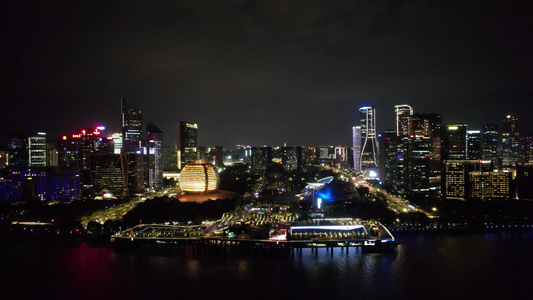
[2,232,533,299]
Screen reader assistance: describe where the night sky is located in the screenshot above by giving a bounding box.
[2,1,532,148]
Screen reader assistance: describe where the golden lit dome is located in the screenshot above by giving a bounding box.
[179,160,218,194]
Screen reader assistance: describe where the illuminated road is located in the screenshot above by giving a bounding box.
[81,198,143,228]
[336,168,437,218]
[80,188,182,228]
[367,185,437,218]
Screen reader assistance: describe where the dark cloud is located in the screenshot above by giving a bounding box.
[1,0,532,147]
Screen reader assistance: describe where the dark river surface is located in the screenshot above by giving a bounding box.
[2,232,532,300]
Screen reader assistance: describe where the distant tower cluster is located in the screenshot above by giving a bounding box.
[367,103,532,200]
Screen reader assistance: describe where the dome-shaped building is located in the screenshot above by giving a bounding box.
[179,160,218,194]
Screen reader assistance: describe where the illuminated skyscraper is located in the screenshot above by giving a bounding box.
[395,104,413,137]
[46,141,58,167]
[352,126,361,171]
[121,98,142,149]
[147,122,163,189]
[501,115,519,168]
[482,124,499,163]
[378,130,397,187]
[251,146,272,177]
[519,135,533,163]
[442,124,468,160]
[88,153,144,198]
[408,113,442,186]
[467,130,482,160]
[58,127,110,172]
[8,135,27,169]
[282,146,302,173]
[112,133,123,154]
[162,147,178,170]
[179,121,198,169]
[394,135,431,195]
[28,132,47,167]
[443,160,492,200]
[443,160,510,200]
[359,106,378,170]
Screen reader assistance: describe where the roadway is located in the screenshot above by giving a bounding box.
[337,168,438,218]
[81,187,182,228]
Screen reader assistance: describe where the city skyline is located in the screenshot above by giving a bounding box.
[2,1,532,147]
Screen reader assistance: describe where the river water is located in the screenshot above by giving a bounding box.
[2,232,532,300]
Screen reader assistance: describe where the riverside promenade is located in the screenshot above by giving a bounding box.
[111,219,397,255]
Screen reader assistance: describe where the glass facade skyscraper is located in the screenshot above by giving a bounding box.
[501,115,519,168]
[359,106,378,170]
[352,126,361,171]
[394,104,413,137]
[442,124,468,160]
[147,122,163,189]
[28,132,47,167]
[482,123,499,162]
[121,98,142,149]
[179,121,198,169]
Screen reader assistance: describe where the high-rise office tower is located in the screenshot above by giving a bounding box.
[378,130,397,188]
[404,135,431,194]
[501,115,519,168]
[395,104,413,137]
[162,147,178,170]
[408,113,442,188]
[519,135,533,163]
[352,126,361,171]
[393,135,431,195]
[408,113,442,137]
[251,146,272,177]
[467,130,482,160]
[482,124,499,162]
[469,170,511,200]
[442,124,468,160]
[46,140,58,167]
[302,146,318,167]
[8,135,27,169]
[121,98,142,149]
[282,146,302,173]
[28,132,47,167]
[88,153,144,198]
[59,127,110,172]
[359,106,379,170]
[179,121,198,169]
[443,160,492,200]
[443,160,510,200]
[112,133,123,154]
[147,122,163,189]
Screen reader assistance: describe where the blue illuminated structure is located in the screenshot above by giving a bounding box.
[0,170,80,202]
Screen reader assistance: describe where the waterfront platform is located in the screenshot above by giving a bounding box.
[111,219,397,254]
